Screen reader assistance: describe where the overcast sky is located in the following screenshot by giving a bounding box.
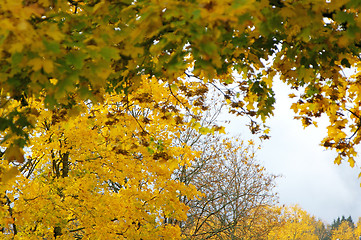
[222,79,361,224]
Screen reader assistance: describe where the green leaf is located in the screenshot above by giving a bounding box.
[66,52,85,69]
[335,11,354,25]
[192,9,201,20]
[237,12,251,23]
[44,95,57,109]
[0,31,9,45]
[231,33,248,47]
[0,117,9,131]
[147,147,154,154]
[43,40,61,53]
[11,52,23,66]
[232,0,250,9]
[269,15,283,30]
[346,25,360,38]
[306,85,319,96]
[201,42,217,55]
[15,115,30,128]
[100,47,120,61]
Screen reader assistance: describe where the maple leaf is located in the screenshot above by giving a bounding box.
[4,145,25,163]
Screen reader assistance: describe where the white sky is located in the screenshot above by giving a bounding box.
[222,79,361,224]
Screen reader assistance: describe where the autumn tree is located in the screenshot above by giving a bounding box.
[0,76,218,239]
[331,221,356,240]
[330,216,361,240]
[267,205,319,240]
[313,219,332,240]
[354,217,361,238]
[171,103,280,239]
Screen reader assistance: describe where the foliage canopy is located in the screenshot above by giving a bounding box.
[2,0,361,168]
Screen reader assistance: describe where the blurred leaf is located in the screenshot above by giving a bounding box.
[4,145,25,163]
[1,166,19,183]
[43,39,61,53]
[66,52,85,69]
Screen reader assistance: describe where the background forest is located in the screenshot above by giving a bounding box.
[2,0,361,239]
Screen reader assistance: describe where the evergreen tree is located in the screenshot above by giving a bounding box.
[346,216,355,228]
[331,217,341,230]
[331,216,354,230]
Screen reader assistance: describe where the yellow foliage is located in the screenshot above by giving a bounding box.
[1,167,19,184]
[3,0,361,237]
[0,76,206,239]
[267,205,318,240]
[331,221,356,240]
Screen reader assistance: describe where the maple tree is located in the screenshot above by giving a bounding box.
[0,77,213,239]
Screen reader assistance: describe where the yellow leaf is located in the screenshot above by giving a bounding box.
[47,24,64,41]
[97,68,111,80]
[93,0,105,13]
[218,126,226,134]
[152,57,159,64]
[193,122,201,130]
[334,155,342,165]
[290,103,299,113]
[170,84,178,92]
[199,127,210,134]
[43,59,54,73]
[337,36,349,48]
[262,76,273,87]
[5,145,25,163]
[9,42,24,53]
[68,106,81,118]
[28,58,43,71]
[1,167,19,183]
[348,157,355,168]
[288,93,296,98]
[50,78,58,85]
